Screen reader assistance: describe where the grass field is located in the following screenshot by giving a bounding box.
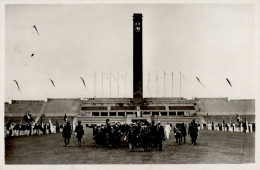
[5,128,254,164]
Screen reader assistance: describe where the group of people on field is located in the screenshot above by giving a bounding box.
[4,122,57,137]
[90,119,199,151]
[200,116,255,133]
[5,114,199,150]
[172,120,199,145]
[92,119,166,151]
[4,112,59,137]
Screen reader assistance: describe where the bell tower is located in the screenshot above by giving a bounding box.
[133,13,143,105]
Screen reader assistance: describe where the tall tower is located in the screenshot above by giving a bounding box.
[133,13,143,104]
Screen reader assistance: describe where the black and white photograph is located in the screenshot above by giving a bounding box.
[1,1,260,169]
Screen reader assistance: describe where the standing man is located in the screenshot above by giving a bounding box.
[62,121,72,147]
[155,121,165,151]
[127,123,138,152]
[188,119,198,145]
[150,120,157,147]
[164,122,171,139]
[181,123,187,144]
[75,121,84,147]
[174,124,182,145]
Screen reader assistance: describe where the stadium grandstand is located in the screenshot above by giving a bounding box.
[4,97,255,126]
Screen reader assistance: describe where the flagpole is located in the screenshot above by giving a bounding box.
[164,71,165,97]
[148,71,150,98]
[12,81,13,101]
[110,71,111,98]
[156,71,158,97]
[102,71,103,98]
[118,71,119,98]
[125,71,127,98]
[85,82,87,99]
[180,71,181,97]
[171,71,173,98]
[94,71,96,98]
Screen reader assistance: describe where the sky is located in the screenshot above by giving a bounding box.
[5,4,256,102]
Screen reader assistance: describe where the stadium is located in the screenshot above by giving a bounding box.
[4,97,255,128]
[4,6,256,165]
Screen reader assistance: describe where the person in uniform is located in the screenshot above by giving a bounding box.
[127,122,138,152]
[164,122,171,139]
[150,121,157,147]
[155,121,165,151]
[62,121,72,147]
[181,123,187,144]
[75,121,84,147]
[188,119,198,145]
[174,124,182,145]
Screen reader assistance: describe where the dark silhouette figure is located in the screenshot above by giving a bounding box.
[62,121,72,147]
[75,121,84,147]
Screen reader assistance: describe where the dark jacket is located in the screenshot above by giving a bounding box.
[75,124,84,138]
[62,122,72,138]
[188,122,198,137]
[155,125,165,141]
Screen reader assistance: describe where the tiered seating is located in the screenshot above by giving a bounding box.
[196,98,254,114]
[141,106,166,110]
[4,115,74,125]
[5,100,44,116]
[78,116,124,125]
[82,98,132,104]
[144,98,196,104]
[81,106,108,111]
[5,116,25,124]
[40,116,74,125]
[156,116,201,125]
[169,106,195,110]
[111,106,136,110]
[42,98,81,114]
[229,100,255,113]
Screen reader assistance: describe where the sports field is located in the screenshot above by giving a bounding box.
[5,128,254,164]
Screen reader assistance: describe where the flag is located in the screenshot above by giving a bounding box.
[23,112,34,125]
[64,114,67,122]
[13,80,22,93]
[6,119,12,130]
[55,120,60,133]
[80,77,87,90]
[196,77,205,88]
[34,116,40,124]
[29,113,35,122]
[49,79,55,88]
[226,78,232,87]
[49,118,53,133]
[40,114,43,128]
